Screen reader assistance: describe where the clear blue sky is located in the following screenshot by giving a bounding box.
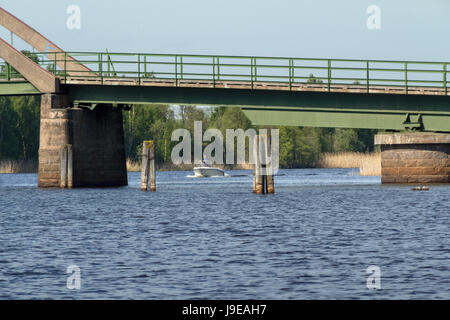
[1,0,449,61]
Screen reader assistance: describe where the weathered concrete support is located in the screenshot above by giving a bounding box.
[70,104,127,187]
[375,133,450,184]
[0,7,93,76]
[0,38,59,93]
[38,94,70,188]
[38,94,127,188]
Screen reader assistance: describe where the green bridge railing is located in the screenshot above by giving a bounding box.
[0,62,26,81]
[2,52,450,94]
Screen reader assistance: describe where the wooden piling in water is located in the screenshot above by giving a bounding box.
[252,134,257,193]
[252,167,257,193]
[140,141,150,191]
[266,173,274,194]
[60,145,68,189]
[149,141,156,192]
[264,135,275,194]
[67,145,73,189]
[252,134,275,194]
[253,135,264,194]
[141,140,156,192]
[59,144,73,189]
[255,165,264,194]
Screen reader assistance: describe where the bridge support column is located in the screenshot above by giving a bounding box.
[375,133,450,184]
[38,94,128,188]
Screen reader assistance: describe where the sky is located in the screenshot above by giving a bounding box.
[1,0,450,61]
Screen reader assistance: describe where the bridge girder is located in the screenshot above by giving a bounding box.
[64,84,450,132]
[0,6,448,132]
[0,80,39,95]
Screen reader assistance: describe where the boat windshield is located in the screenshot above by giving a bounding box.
[201,159,211,167]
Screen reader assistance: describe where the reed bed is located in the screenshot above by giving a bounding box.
[126,159,195,172]
[1,155,381,176]
[0,160,38,174]
[126,159,141,172]
[318,152,381,176]
[126,159,254,172]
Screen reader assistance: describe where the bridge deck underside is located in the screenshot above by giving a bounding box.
[1,77,449,132]
[0,79,39,95]
[62,77,450,96]
[63,79,450,132]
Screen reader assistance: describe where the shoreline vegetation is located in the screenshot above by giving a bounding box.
[0,160,38,174]
[126,159,255,172]
[317,151,381,176]
[126,152,382,176]
[1,152,381,176]
[2,90,379,177]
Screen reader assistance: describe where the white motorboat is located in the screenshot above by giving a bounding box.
[193,160,225,177]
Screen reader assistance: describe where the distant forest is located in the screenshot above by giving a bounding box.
[1,50,378,168]
[0,96,378,169]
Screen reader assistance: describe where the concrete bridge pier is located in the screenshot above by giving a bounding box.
[375,133,450,184]
[38,94,128,188]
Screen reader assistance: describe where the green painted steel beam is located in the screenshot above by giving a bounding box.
[66,84,450,132]
[241,109,449,132]
[65,84,450,112]
[0,81,40,95]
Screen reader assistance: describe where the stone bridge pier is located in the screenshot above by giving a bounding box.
[38,94,128,188]
[375,133,450,184]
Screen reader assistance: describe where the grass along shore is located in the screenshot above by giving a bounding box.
[0,160,38,174]
[128,152,381,176]
[126,159,254,172]
[318,152,381,176]
[1,153,381,176]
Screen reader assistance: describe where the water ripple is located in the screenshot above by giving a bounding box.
[0,170,449,299]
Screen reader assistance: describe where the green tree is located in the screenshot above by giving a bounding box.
[179,105,208,131]
[123,104,176,162]
[11,96,40,159]
[307,74,323,84]
[279,127,322,168]
[332,128,365,152]
[208,107,253,163]
[0,96,40,161]
[0,97,20,159]
[209,107,252,132]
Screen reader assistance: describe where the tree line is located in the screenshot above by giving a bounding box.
[0,97,377,169]
[0,50,378,169]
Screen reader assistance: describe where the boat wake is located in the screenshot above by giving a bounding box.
[186,173,230,178]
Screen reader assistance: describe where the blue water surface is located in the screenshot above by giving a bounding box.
[0,169,448,299]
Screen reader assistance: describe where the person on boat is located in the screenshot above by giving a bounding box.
[201,158,211,167]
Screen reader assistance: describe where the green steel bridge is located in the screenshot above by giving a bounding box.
[0,6,449,188]
[1,51,450,132]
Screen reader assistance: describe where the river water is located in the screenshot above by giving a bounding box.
[0,169,448,299]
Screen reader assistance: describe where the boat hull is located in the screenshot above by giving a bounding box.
[193,167,225,177]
